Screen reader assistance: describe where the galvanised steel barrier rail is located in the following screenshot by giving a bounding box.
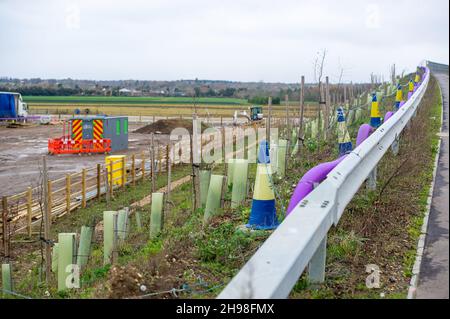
[427,61,449,74]
[218,66,430,299]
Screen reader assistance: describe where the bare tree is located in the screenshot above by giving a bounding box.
[313,49,327,88]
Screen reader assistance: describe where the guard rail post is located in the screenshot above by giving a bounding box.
[308,236,327,284]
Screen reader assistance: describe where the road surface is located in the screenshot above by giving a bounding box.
[416,68,449,299]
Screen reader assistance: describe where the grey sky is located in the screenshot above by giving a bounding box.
[0,0,448,83]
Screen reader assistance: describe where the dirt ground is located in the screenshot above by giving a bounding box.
[0,123,171,197]
[134,119,210,134]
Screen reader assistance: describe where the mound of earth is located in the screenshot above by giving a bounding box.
[134,119,209,135]
[106,265,146,299]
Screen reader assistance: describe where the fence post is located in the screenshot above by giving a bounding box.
[141,151,146,180]
[266,96,272,145]
[166,145,169,172]
[325,76,330,140]
[158,144,163,177]
[2,197,9,257]
[222,127,226,175]
[121,157,126,188]
[192,115,201,210]
[43,156,52,283]
[104,168,110,204]
[109,161,113,198]
[308,236,327,284]
[391,135,400,156]
[131,154,136,186]
[27,187,32,237]
[151,134,156,192]
[166,145,172,208]
[48,180,53,221]
[367,167,377,190]
[81,169,86,208]
[66,174,71,215]
[285,94,289,133]
[97,164,101,199]
[298,76,305,158]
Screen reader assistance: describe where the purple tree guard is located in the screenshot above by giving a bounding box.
[286,155,347,215]
[384,111,394,123]
[356,124,374,147]
[408,91,413,100]
[286,122,375,217]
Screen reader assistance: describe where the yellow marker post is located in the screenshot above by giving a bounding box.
[370,94,381,128]
[414,73,420,84]
[395,85,403,110]
[409,80,414,92]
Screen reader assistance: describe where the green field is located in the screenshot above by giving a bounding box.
[25,95,318,118]
[23,95,249,105]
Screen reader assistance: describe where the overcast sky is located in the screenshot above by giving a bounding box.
[0,0,448,83]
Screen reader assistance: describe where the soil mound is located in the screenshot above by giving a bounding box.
[134,119,209,135]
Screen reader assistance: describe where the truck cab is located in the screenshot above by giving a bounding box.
[0,92,28,118]
[250,106,263,121]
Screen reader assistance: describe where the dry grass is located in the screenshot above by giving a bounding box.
[29,103,320,118]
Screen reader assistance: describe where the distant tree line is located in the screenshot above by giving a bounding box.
[248,96,281,105]
[193,87,238,97]
[0,86,82,96]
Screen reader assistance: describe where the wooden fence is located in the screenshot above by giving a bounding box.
[0,146,173,255]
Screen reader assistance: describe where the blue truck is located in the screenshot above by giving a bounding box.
[0,92,28,119]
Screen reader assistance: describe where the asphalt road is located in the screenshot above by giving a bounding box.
[416,70,449,299]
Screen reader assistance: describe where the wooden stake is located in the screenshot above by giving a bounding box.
[157,142,162,178]
[298,75,305,156]
[109,161,113,198]
[141,151,146,180]
[48,180,53,221]
[65,173,71,215]
[166,145,170,172]
[104,168,110,204]
[325,76,330,139]
[166,145,172,209]
[131,154,136,186]
[121,157,126,188]
[42,156,51,284]
[81,169,86,208]
[284,94,290,157]
[343,83,347,103]
[222,127,226,176]
[192,115,201,210]
[2,197,9,257]
[151,133,156,192]
[190,127,195,210]
[267,96,272,143]
[96,164,101,199]
[27,187,32,237]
